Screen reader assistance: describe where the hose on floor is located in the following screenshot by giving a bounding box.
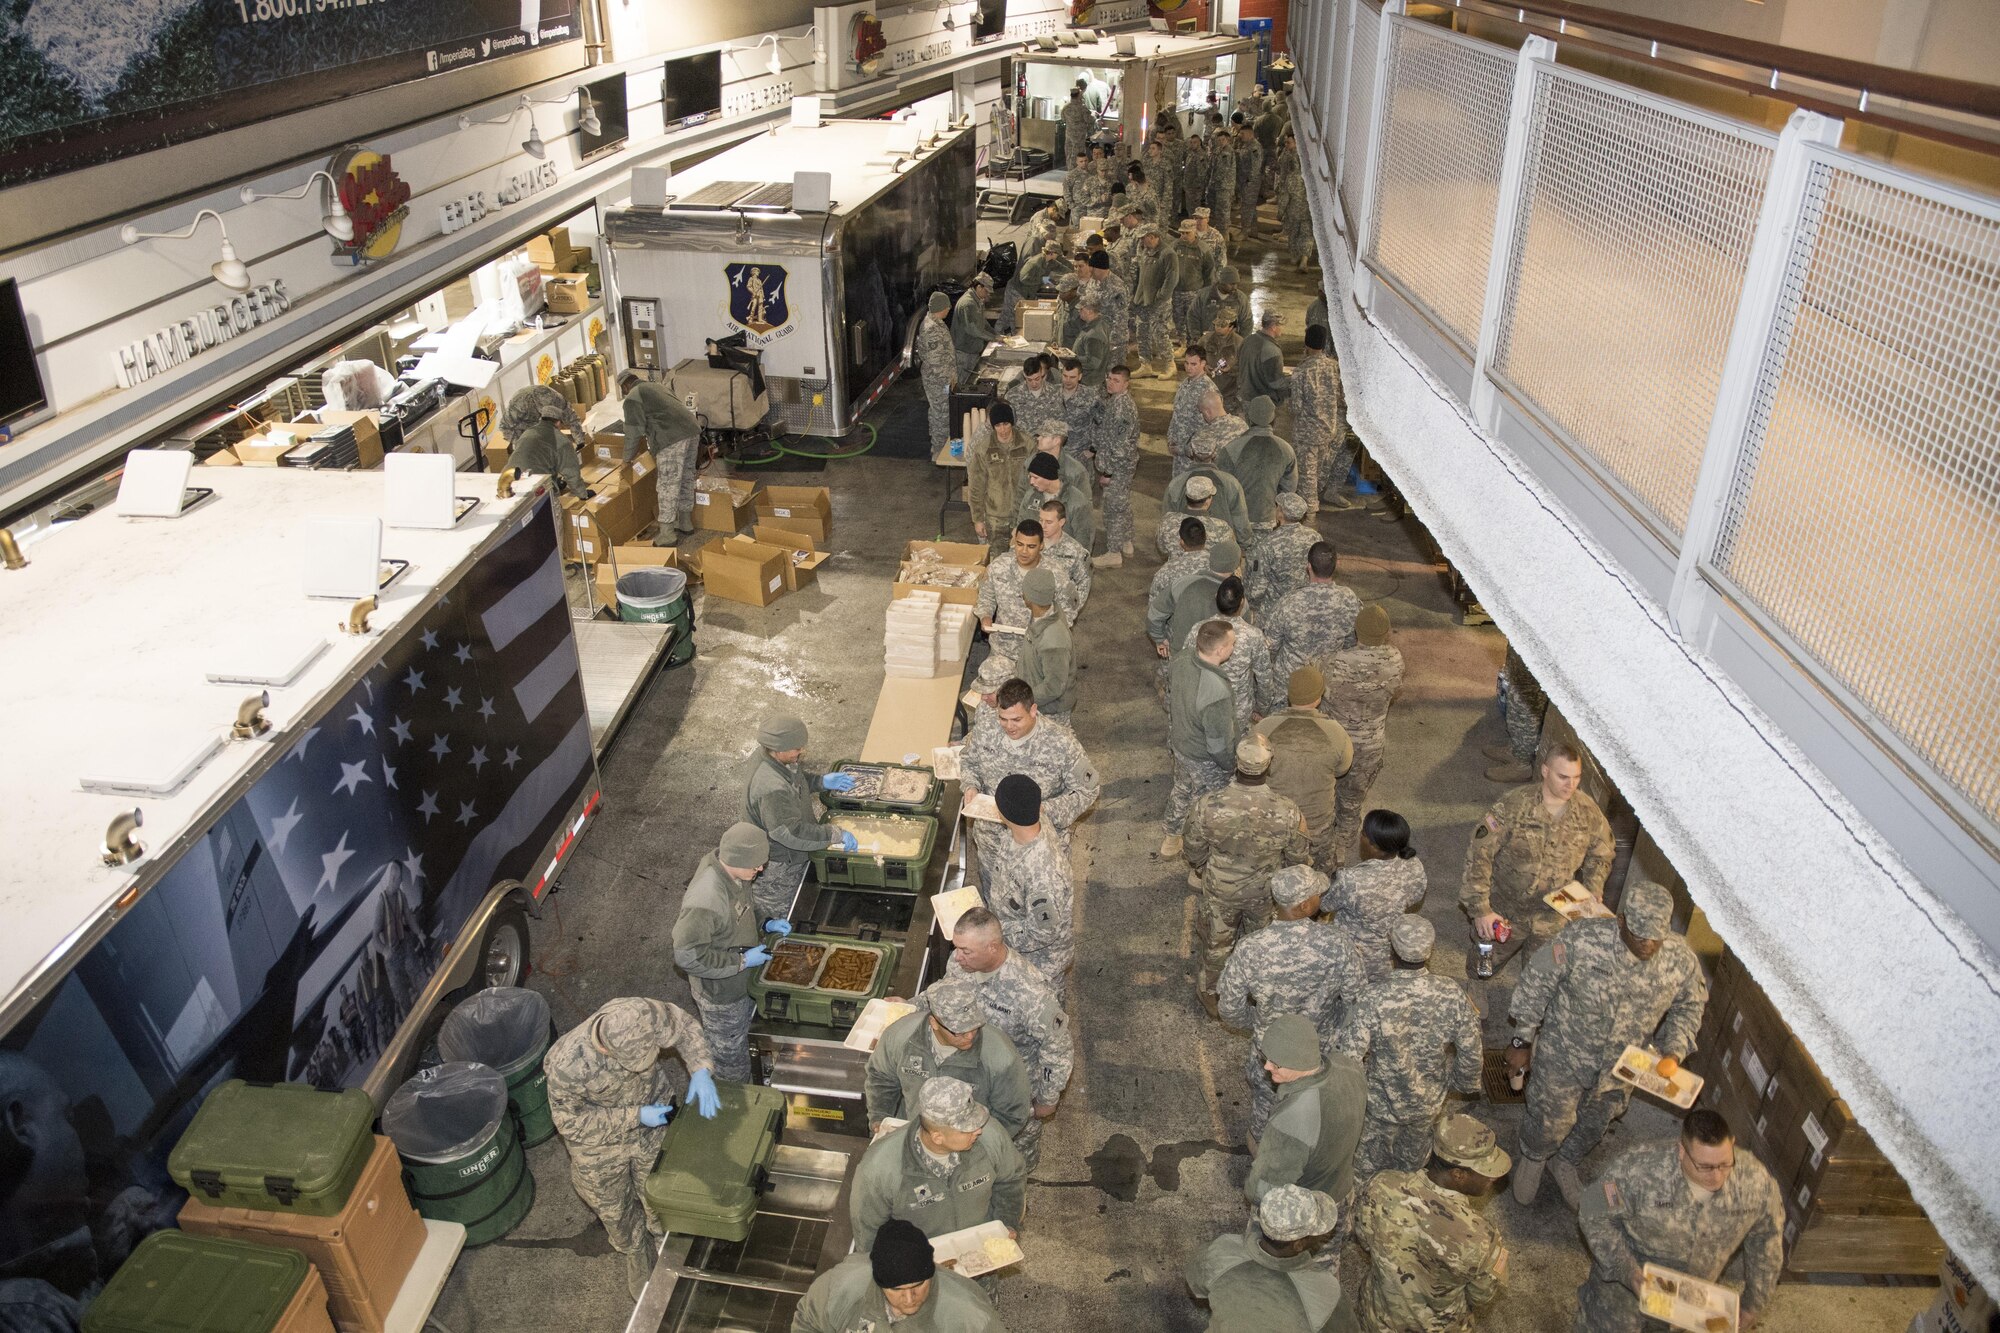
[733,421,878,464]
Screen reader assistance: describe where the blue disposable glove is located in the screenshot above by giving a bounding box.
[764,918,793,936]
[743,945,773,968]
[687,1070,721,1119]
[638,1103,672,1128]
[836,831,860,853]
[820,772,858,792]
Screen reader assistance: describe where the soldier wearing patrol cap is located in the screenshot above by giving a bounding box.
[1219,865,1367,1140]
[916,290,957,453]
[850,1077,1027,1257]
[864,976,1034,1144]
[1185,736,1310,1010]
[1507,879,1707,1209]
[1186,1185,1357,1332]
[952,274,997,383]
[544,998,720,1296]
[1351,1114,1511,1332]
[741,711,859,921]
[1335,916,1484,1179]
[1014,568,1076,720]
[1245,1013,1367,1216]
[671,821,787,1082]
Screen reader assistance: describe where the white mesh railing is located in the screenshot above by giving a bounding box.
[1338,0,1382,237]
[1324,0,1350,153]
[1492,68,1774,538]
[1364,19,1516,353]
[1714,159,2000,825]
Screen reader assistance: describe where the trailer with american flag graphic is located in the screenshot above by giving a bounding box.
[0,466,599,1320]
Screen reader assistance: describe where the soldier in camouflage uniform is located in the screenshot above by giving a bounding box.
[1577,1110,1785,1333]
[1234,123,1265,238]
[965,401,1032,549]
[951,275,996,384]
[1151,515,1215,607]
[1326,810,1429,977]
[1152,541,1238,689]
[1033,496,1092,612]
[1322,605,1405,863]
[1493,644,1549,781]
[1245,1013,1367,1218]
[1255,666,1354,873]
[1508,880,1707,1210]
[1123,163,1161,226]
[1209,130,1238,235]
[1168,344,1218,476]
[934,906,1073,1171]
[1061,86,1097,165]
[1164,620,1241,852]
[1156,481,1236,561]
[1082,251,1132,356]
[1268,542,1362,684]
[671,822,782,1083]
[1146,140,1178,224]
[1193,207,1231,286]
[619,380,701,543]
[1351,1115,1512,1333]
[851,1077,1027,1258]
[1003,353,1065,438]
[976,520,1077,660]
[546,997,717,1296]
[981,775,1077,1000]
[1187,269,1252,366]
[961,677,1100,868]
[1025,199,1070,258]
[1252,493,1323,608]
[1180,141,1213,230]
[915,292,957,454]
[1063,149,1105,217]
[1335,918,1484,1182]
[1053,274,1084,352]
[1219,866,1367,1138]
[1276,132,1315,269]
[1185,738,1311,1003]
[1004,239,1063,334]
[1171,221,1211,352]
[1089,366,1141,564]
[740,712,857,921]
[865,977,1034,1140]
[1293,326,1348,515]
[1222,395,1300,528]
[1179,578,1281,734]
[1051,356,1101,464]
[1129,227,1180,378]
[1186,1186,1354,1333]
[1460,739,1615,1009]
[499,381,586,448]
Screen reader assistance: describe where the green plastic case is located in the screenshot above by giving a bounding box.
[84,1231,311,1333]
[169,1080,375,1216]
[642,1081,787,1242]
[810,814,938,890]
[746,932,901,1029]
[821,760,942,815]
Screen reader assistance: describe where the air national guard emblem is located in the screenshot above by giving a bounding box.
[727,262,787,334]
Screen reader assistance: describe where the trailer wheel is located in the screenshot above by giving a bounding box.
[473,905,532,991]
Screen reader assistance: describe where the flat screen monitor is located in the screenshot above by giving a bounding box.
[662,51,723,129]
[0,279,46,429]
[971,0,1007,42]
[578,75,629,162]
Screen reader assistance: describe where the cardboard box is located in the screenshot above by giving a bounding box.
[562,457,658,562]
[593,545,679,608]
[589,431,634,466]
[894,539,989,607]
[692,477,759,532]
[546,274,589,315]
[754,485,834,544]
[313,411,387,469]
[231,424,306,466]
[527,230,576,273]
[753,523,830,592]
[484,440,512,472]
[700,536,789,606]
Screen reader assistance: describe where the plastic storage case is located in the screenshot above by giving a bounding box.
[747,933,901,1029]
[810,814,938,890]
[642,1081,786,1242]
[84,1231,336,1333]
[170,1080,375,1216]
[821,760,942,815]
[178,1136,427,1333]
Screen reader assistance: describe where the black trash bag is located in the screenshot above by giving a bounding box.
[383,1062,509,1163]
[983,241,1018,290]
[438,987,550,1078]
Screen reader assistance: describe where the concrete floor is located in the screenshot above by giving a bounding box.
[426,216,1930,1331]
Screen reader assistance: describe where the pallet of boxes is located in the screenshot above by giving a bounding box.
[1689,946,1944,1278]
[693,480,834,607]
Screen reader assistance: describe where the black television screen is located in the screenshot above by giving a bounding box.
[662,51,723,129]
[578,75,629,162]
[0,279,47,429]
[971,0,1007,42]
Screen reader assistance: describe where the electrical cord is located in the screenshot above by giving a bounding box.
[733,420,878,464]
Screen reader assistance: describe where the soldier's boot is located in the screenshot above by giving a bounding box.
[1481,742,1517,763]
[1511,1154,1547,1205]
[1122,540,1135,556]
[625,1244,654,1300]
[1091,551,1124,568]
[1550,1159,1583,1210]
[1159,833,1183,858]
[1197,987,1220,1020]
[1187,869,1203,891]
[1486,761,1534,784]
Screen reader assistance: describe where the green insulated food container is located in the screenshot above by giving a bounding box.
[821,760,942,815]
[810,814,938,890]
[747,933,901,1029]
[84,1231,315,1333]
[168,1080,375,1216]
[643,1081,786,1242]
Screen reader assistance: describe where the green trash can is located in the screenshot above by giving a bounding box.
[382,1062,534,1246]
[438,987,556,1147]
[615,567,695,668]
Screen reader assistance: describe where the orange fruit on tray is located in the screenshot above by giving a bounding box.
[1654,1057,1680,1080]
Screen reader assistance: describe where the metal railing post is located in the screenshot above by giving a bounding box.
[1666,108,1843,637]
[1468,35,1556,429]
[1350,0,1405,310]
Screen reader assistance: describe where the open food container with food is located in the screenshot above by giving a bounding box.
[811,815,939,890]
[822,760,942,816]
[747,932,902,1029]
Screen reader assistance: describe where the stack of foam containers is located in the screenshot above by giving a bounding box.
[885,593,942,678]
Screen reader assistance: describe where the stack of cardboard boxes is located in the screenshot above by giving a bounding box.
[527,227,596,314]
[697,484,834,607]
[1690,946,1941,1276]
[560,453,658,564]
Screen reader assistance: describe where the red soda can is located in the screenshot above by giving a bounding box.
[1492,919,1512,943]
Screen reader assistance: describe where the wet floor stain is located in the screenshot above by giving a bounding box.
[1041,1133,1249,1202]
